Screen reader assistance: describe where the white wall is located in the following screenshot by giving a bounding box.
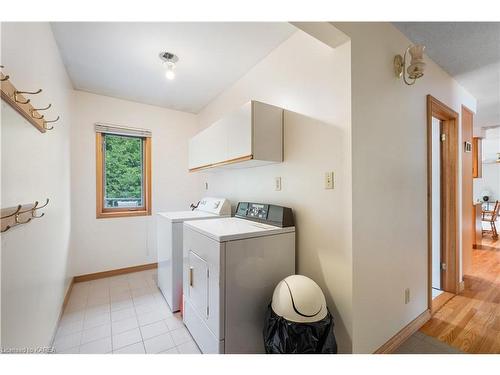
[1,23,73,348]
[70,91,201,276]
[196,30,353,352]
[333,22,476,353]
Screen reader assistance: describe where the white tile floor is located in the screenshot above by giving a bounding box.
[54,269,201,354]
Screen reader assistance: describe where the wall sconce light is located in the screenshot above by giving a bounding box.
[394,44,426,85]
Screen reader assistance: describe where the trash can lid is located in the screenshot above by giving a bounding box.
[271,275,327,323]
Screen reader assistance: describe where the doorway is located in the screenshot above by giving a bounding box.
[427,95,460,313]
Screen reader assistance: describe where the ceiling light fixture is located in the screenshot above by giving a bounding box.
[394,44,426,85]
[159,52,179,81]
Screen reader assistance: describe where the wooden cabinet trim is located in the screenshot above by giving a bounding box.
[188,154,253,172]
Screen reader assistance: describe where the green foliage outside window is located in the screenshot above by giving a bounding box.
[104,134,143,207]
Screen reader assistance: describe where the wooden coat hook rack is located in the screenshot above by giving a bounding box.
[0,65,60,133]
[1,199,50,233]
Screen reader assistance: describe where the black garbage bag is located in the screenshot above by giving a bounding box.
[263,304,338,354]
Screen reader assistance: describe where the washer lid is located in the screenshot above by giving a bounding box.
[157,210,223,223]
[183,217,295,242]
[157,197,231,222]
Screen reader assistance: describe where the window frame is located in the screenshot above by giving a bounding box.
[96,132,152,219]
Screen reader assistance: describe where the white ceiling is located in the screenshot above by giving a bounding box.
[51,22,296,113]
[394,22,500,129]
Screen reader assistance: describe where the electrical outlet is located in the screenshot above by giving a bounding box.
[404,288,410,304]
[205,182,209,190]
[275,177,282,191]
[325,172,334,189]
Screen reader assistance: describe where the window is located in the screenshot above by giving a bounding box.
[96,125,151,218]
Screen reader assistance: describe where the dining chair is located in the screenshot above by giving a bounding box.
[482,200,500,239]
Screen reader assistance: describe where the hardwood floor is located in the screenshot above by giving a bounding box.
[420,236,500,353]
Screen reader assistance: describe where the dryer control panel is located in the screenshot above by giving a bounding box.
[195,197,231,216]
[235,202,294,228]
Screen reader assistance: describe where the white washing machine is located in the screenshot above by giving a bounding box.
[182,202,295,353]
[157,198,230,312]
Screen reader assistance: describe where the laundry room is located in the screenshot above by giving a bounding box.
[5,0,500,369]
[1,21,352,354]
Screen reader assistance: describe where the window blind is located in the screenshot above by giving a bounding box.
[95,122,152,138]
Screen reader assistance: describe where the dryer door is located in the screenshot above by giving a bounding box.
[188,250,209,319]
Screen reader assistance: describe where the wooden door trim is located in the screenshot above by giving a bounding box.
[426,95,460,313]
[472,137,482,178]
[461,105,475,277]
[431,291,455,315]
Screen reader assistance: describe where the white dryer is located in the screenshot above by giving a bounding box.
[157,198,230,312]
[182,202,295,353]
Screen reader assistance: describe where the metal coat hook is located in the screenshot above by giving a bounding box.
[1,205,22,232]
[13,88,42,104]
[43,116,59,130]
[1,205,22,220]
[32,211,45,219]
[45,115,59,123]
[12,202,35,224]
[15,213,32,225]
[32,198,49,218]
[33,103,52,111]
[1,225,12,233]
[36,198,50,210]
[30,103,52,120]
[0,65,9,82]
[30,201,43,218]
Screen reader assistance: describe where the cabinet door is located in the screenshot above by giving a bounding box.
[189,126,220,169]
[187,251,209,319]
[225,101,252,160]
[208,119,228,165]
[188,135,200,170]
[198,128,214,167]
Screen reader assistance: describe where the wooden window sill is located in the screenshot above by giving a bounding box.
[96,210,151,219]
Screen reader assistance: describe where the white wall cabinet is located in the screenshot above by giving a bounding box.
[188,101,283,171]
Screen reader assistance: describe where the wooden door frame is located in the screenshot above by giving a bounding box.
[427,95,460,313]
[461,105,475,276]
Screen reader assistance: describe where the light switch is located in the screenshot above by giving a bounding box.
[275,177,282,191]
[325,172,334,189]
[205,182,209,190]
